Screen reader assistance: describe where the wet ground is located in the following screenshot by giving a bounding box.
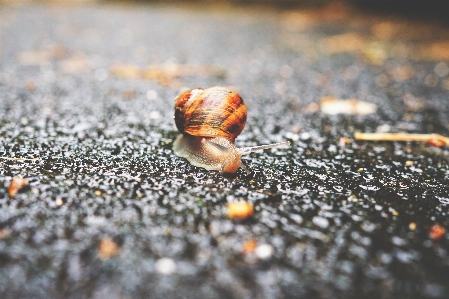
[1,1,449,299]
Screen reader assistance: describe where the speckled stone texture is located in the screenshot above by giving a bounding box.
[1,2,449,299]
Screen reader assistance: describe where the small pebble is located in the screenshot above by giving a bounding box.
[300,132,311,140]
[146,90,158,100]
[8,177,29,198]
[312,216,329,229]
[255,244,274,259]
[227,201,254,219]
[155,257,177,275]
[434,62,449,77]
[404,160,414,167]
[149,111,161,120]
[98,238,119,260]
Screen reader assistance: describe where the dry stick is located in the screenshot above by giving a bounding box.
[354,132,449,145]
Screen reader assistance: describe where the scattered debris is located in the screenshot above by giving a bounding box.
[320,33,365,54]
[429,225,445,240]
[242,239,258,254]
[0,229,11,239]
[437,196,449,205]
[354,132,449,147]
[428,138,446,147]
[415,41,449,61]
[16,45,68,65]
[7,177,29,198]
[98,237,120,260]
[402,92,426,111]
[363,41,388,65]
[338,137,351,148]
[122,89,136,100]
[318,97,378,115]
[281,2,349,32]
[301,102,320,114]
[25,79,37,91]
[371,21,398,41]
[227,201,254,219]
[110,63,226,87]
[59,52,93,73]
[404,160,414,167]
[389,65,415,82]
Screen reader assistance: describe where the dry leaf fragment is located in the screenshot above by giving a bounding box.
[0,229,11,239]
[319,97,378,115]
[429,225,445,240]
[122,89,136,100]
[428,138,446,148]
[281,11,319,32]
[98,237,120,260]
[17,45,68,65]
[301,102,320,114]
[363,42,388,65]
[281,2,349,32]
[7,177,29,198]
[25,79,37,92]
[17,51,50,65]
[403,92,425,111]
[338,137,351,147]
[110,63,226,87]
[389,66,414,82]
[227,201,254,219]
[242,239,258,254]
[59,52,93,73]
[320,33,366,54]
[415,41,449,61]
[371,21,398,41]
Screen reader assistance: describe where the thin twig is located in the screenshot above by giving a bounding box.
[354,132,449,145]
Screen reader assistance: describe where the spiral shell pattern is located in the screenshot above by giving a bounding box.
[174,87,247,141]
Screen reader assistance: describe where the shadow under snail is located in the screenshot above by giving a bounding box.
[172,86,290,173]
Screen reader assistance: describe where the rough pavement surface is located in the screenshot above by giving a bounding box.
[1,2,449,299]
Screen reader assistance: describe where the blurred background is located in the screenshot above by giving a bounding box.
[2,0,449,299]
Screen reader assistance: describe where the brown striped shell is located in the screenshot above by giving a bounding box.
[174,87,247,142]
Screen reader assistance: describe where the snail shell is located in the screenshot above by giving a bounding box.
[174,87,247,141]
[173,86,290,173]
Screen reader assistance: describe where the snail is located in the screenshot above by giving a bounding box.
[172,86,290,173]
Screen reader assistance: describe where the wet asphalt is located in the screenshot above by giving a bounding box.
[1,2,449,299]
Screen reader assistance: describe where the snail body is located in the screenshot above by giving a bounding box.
[173,86,290,173]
